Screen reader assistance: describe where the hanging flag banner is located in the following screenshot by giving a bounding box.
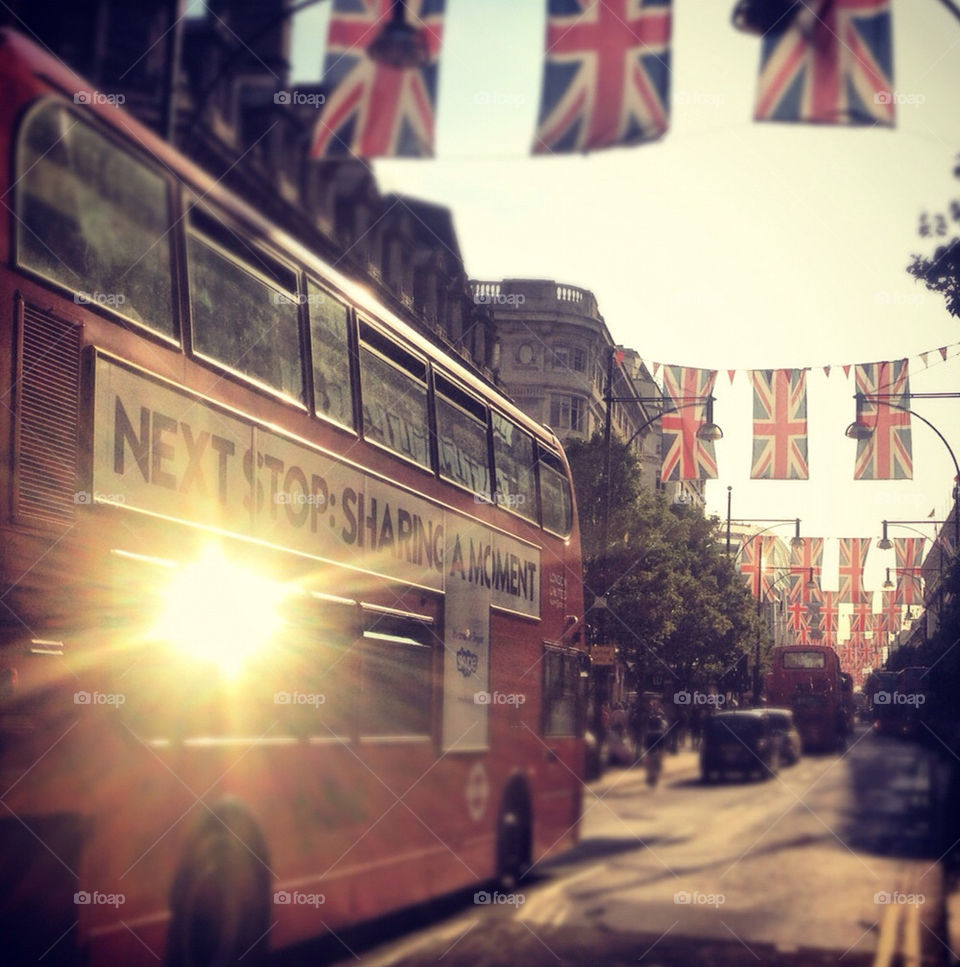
[660,365,718,481]
[893,537,925,605]
[849,595,873,634]
[753,0,894,127]
[312,0,445,159]
[789,537,823,592]
[820,591,839,646]
[880,588,901,639]
[533,0,672,154]
[854,359,913,480]
[750,369,809,480]
[838,537,870,603]
[738,535,778,600]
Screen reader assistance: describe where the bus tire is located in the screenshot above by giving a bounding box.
[166,800,271,967]
[496,779,532,891]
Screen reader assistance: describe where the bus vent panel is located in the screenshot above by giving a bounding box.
[14,303,81,524]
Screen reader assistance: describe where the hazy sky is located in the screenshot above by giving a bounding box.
[292,0,960,596]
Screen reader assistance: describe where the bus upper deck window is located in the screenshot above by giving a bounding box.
[16,102,175,339]
[538,446,573,536]
[358,323,430,470]
[308,281,355,429]
[434,374,490,498]
[187,207,303,401]
[492,413,537,522]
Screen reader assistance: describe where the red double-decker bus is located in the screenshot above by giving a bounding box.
[0,30,587,966]
[765,645,853,752]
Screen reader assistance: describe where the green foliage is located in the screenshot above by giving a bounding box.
[566,434,759,693]
[908,153,960,318]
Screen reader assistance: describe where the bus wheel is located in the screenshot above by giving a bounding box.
[166,800,271,967]
[496,781,532,891]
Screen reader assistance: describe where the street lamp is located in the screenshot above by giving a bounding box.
[594,348,723,747]
[845,390,960,551]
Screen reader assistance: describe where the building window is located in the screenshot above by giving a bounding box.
[551,346,585,372]
[517,343,535,366]
[550,395,585,432]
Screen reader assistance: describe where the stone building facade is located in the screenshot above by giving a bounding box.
[470,279,705,505]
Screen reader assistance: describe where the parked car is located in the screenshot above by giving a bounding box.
[763,707,803,765]
[700,710,780,782]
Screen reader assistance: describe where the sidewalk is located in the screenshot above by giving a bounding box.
[589,746,701,795]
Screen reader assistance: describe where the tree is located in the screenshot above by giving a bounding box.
[566,434,759,695]
[908,153,960,319]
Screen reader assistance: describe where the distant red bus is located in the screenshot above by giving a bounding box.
[0,30,587,966]
[766,646,853,752]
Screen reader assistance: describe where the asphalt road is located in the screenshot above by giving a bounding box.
[284,726,954,967]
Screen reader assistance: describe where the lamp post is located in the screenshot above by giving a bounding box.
[845,391,960,552]
[593,347,723,748]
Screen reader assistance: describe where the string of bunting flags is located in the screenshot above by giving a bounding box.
[309,0,899,160]
[642,341,960,483]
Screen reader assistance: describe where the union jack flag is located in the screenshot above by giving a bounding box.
[534,0,672,154]
[786,593,807,633]
[820,591,839,645]
[893,537,925,605]
[849,595,873,634]
[750,369,809,479]
[754,0,894,127]
[838,537,870,603]
[311,0,445,158]
[739,535,777,599]
[854,359,913,480]
[788,537,823,597]
[877,589,900,640]
[660,366,718,481]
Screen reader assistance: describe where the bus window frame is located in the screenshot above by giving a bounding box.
[357,602,438,743]
[303,276,360,436]
[184,196,309,411]
[537,443,573,538]
[489,409,541,527]
[13,96,183,349]
[357,317,433,476]
[432,369,493,503]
